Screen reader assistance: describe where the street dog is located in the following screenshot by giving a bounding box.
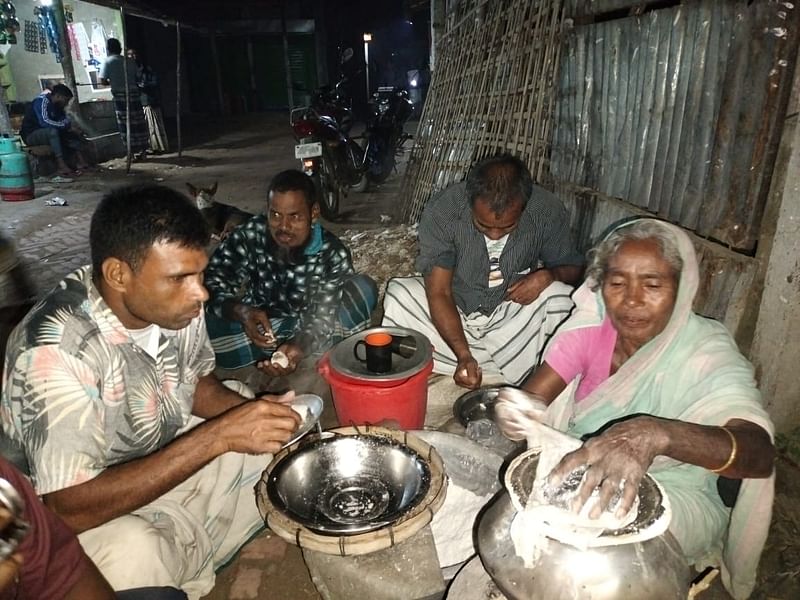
[186,182,253,241]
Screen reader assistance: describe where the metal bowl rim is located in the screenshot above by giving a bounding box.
[266,433,433,534]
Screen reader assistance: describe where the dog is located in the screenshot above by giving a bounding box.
[186,182,253,241]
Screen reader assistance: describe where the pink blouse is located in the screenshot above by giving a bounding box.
[544,316,618,402]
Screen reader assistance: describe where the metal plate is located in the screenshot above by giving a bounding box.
[281,394,324,449]
[452,386,504,426]
[295,142,322,159]
[329,326,432,384]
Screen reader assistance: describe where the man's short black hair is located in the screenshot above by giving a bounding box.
[51,84,73,99]
[90,184,210,275]
[106,38,122,55]
[465,153,533,215]
[267,169,317,209]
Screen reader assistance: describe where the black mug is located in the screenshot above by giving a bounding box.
[354,332,393,373]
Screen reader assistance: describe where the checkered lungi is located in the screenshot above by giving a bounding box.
[206,273,377,369]
[112,90,150,153]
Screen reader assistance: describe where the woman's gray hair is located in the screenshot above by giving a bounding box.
[586,220,683,291]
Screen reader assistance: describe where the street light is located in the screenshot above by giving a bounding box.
[363,33,372,102]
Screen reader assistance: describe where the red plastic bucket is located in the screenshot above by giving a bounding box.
[318,352,433,430]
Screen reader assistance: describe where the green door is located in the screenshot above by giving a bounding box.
[252,33,317,110]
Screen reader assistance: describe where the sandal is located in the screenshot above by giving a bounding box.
[51,175,74,183]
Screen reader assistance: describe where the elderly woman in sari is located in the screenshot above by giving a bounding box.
[496,218,775,600]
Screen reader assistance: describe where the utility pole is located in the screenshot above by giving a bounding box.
[281,3,294,110]
[430,0,446,73]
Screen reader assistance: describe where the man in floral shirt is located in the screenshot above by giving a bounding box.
[204,169,377,374]
[0,185,301,599]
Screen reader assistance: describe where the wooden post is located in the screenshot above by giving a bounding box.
[51,0,84,125]
[210,33,225,117]
[246,36,256,112]
[430,0,445,73]
[281,5,294,110]
[176,21,182,158]
[0,84,12,136]
[120,2,131,173]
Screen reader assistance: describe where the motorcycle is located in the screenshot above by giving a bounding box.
[291,78,366,221]
[310,76,354,134]
[360,85,414,184]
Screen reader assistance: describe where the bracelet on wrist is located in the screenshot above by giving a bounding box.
[711,426,738,473]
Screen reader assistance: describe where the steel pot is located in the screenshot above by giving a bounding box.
[476,452,690,600]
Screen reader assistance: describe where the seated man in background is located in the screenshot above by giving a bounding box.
[204,169,377,376]
[19,84,91,177]
[383,153,584,389]
[0,184,301,598]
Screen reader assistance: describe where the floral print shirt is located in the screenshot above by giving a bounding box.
[0,266,215,495]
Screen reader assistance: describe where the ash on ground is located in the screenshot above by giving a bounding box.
[343,225,418,297]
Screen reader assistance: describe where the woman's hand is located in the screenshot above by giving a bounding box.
[547,416,667,519]
[494,388,549,441]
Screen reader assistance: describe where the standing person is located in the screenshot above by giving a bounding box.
[0,184,301,598]
[99,38,149,160]
[382,153,584,389]
[495,218,775,599]
[127,47,169,154]
[19,84,91,177]
[204,169,377,374]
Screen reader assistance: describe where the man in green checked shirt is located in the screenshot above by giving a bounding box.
[204,169,377,375]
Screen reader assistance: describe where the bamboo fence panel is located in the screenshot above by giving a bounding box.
[401,0,565,224]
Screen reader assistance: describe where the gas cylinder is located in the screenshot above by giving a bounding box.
[0,137,34,202]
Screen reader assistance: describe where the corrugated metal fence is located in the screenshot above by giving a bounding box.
[553,0,799,251]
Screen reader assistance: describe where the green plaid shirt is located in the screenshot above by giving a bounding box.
[204,217,355,352]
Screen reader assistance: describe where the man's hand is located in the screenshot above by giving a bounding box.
[257,342,304,377]
[547,416,665,519]
[214,396,301,455]
[505,269,554,305]
[454,354,482,389]
[234,305,277,349]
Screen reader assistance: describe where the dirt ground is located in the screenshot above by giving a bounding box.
[1,112,799,600]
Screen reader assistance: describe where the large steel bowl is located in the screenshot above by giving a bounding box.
[477,452,690,600]
[266,434,431,535]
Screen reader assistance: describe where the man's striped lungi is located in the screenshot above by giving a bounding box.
[381,276,574,385]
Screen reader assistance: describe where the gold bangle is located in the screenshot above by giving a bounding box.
[711,426,738,473]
